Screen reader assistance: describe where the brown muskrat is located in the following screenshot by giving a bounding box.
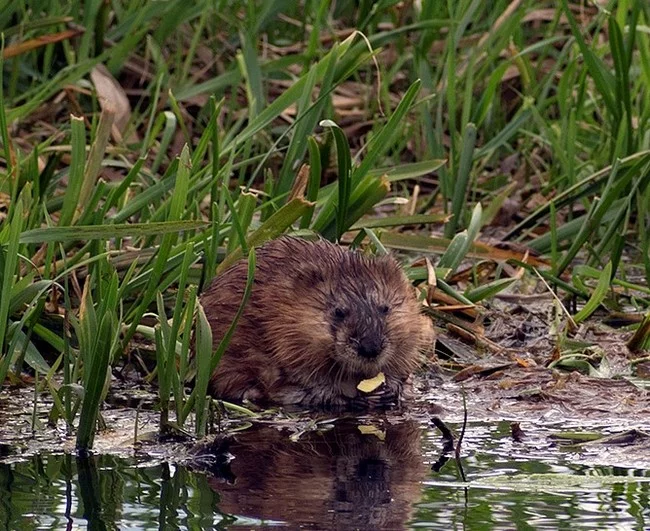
[200,236,434,409]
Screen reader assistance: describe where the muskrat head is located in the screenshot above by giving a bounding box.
[277,245,429,385]
[324,254,425,379]
[328,294,392,377]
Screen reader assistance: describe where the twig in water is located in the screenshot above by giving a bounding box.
[430,416,454,472]
[454,388,468,483]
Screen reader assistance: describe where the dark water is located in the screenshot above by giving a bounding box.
[1,419,648,530]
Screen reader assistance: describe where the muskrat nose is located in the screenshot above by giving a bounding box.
[357,337,384,359]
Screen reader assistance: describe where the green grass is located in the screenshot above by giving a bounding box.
[1,1,650,449]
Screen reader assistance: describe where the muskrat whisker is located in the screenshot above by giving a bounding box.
[305,356,329,382]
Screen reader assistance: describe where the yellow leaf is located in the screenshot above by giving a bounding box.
[358,425,385,441]
[357,372,385,393]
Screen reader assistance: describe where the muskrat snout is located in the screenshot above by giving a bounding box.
[337,305,389,366]
[352,331,385,360]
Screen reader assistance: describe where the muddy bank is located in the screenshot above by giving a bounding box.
[1,299,648,469]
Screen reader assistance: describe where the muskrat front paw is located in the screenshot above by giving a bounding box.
[351,381,402,410]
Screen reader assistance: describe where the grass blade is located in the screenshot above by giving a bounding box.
[0,193,23,383]
[59,116,86,227]
[351,79,421,181]
[573,262,613,324]
[20,220,208,244]
[216,197,313,274]
[321,120,352,242]
[193,302,212,438]
[445,123,476,238]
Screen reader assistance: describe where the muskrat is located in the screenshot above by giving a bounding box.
[200,236,433,409]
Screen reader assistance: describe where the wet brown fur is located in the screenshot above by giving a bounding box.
[200,236,433,409]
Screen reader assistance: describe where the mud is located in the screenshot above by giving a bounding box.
[0,298,648,471]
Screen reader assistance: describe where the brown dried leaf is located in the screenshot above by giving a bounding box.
[2,28,83,59]
[288,164,310,202]
[90,64,132,138]
[0,192,10,223]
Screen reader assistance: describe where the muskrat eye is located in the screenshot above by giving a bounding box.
[378,304,390,315]
[334,307,348,320]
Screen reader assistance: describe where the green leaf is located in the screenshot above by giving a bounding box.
[437,231,469,278]
[194,302,213,438]
[573,262,613,324]
[77,108,114,222]
[561,0,616,116]
[320,120,352,242]
[59,116,86,227]
[227,36,354,150]
[440,203,483,278]
[350,213,448,230]
[122,144,192,348]
[445,123,476,238]
[277,43,338,197]
[217,197,313,274]
[367,159,447,181]
[211,248,255,374]
[238,30,265,117]
[0,193,23,372]
[465,277,517,303]
[351,79,421,182]
[183,249,257,424]
[20,220,208,244]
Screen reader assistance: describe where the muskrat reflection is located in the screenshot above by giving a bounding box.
[201,420,426,529]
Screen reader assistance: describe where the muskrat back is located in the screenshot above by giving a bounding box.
[199,236,433,409]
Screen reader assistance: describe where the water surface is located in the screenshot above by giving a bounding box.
[1,418,648,530]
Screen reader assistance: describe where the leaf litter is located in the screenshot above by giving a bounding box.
[1,291,648,473]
